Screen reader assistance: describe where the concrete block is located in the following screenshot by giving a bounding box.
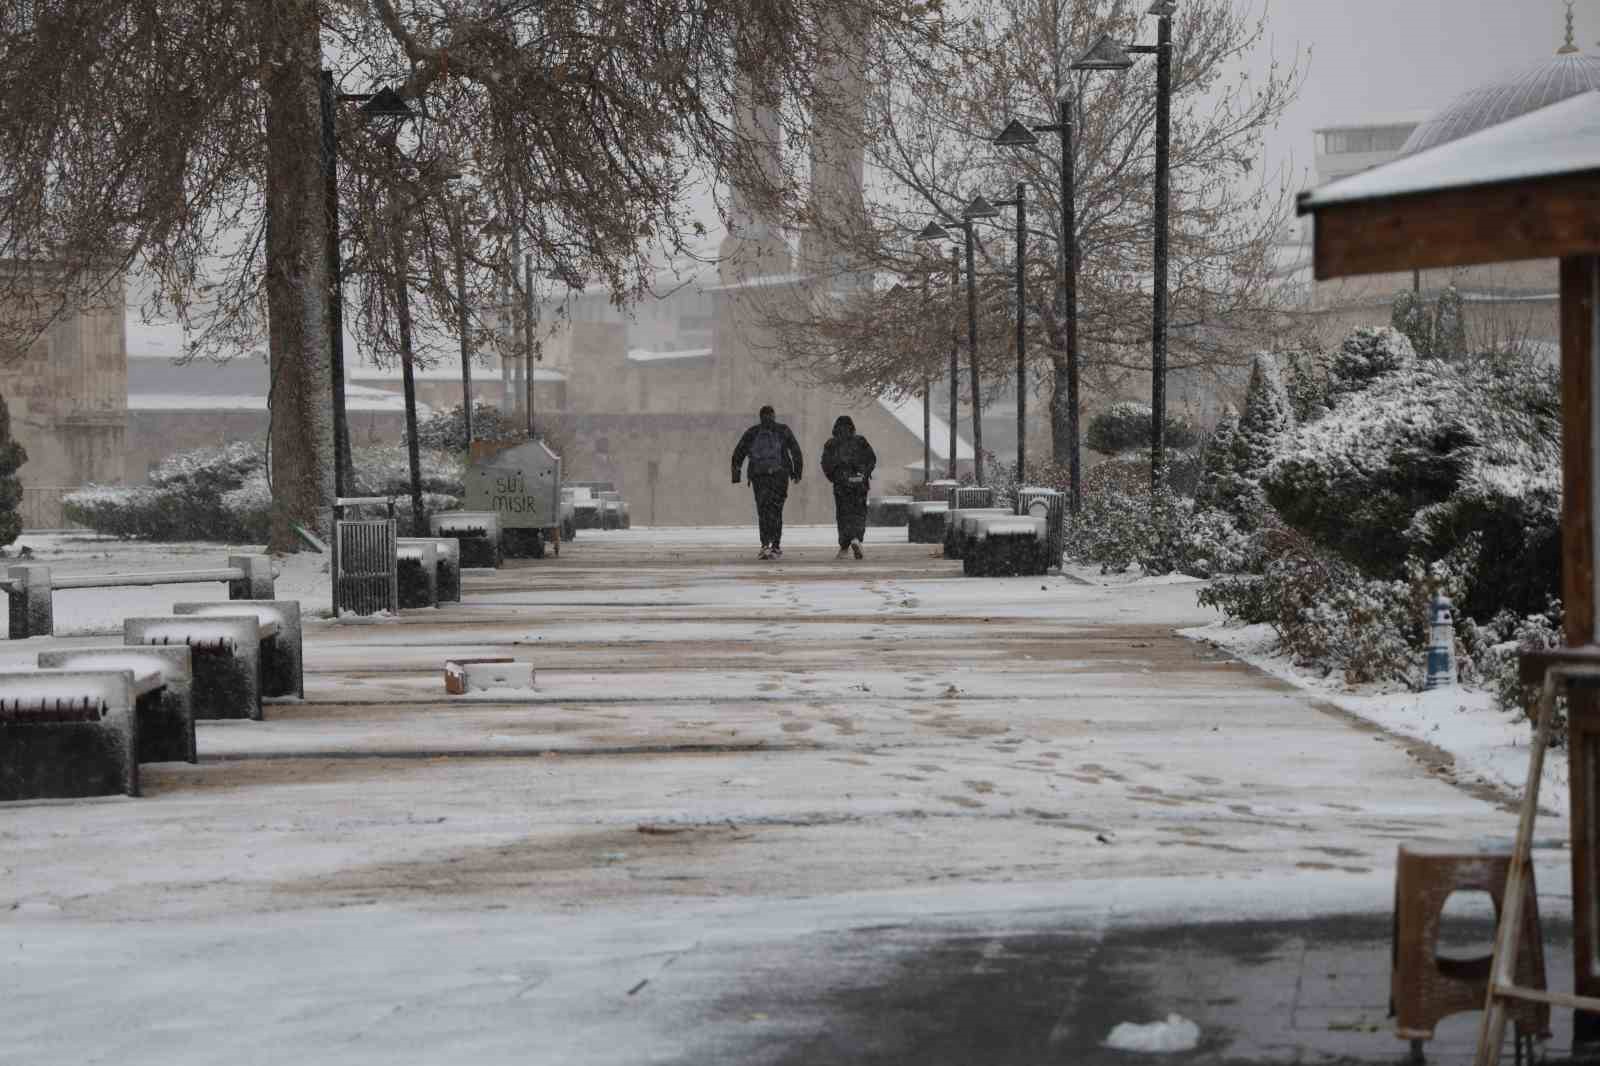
[36,646,196,764]
[125,616,263,721]
[444,658,535,694]
[7,564,53,639]
[0,668,140,799]
[174,601,303,700]
[226,554,275,601]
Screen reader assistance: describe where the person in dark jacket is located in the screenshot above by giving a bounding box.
[731,405,803,559]
[821,414,876,559]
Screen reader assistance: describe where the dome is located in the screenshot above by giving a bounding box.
[1400,50,1600,156]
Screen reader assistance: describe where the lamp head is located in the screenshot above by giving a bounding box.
[1071,32,1135,71]
[962,195,1000,220]
[1146,0,1177,16]
[916,221,952,242]
[358,85,416,120]
[994,118,1039,148]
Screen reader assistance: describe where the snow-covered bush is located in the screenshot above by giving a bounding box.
[1199,527,1474,688]
[64,442,467,542]
[1086,401,1198,455]
[409,402,523,451]
[0,387,27,547]
[1264,349,1559,620]
[1326,325,1416,400]
[1480,604,1568,748]
[1068,477,1249,578]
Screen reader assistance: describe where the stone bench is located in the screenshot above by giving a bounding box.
[0,668,144,799]
[962,516,1050,577]
[868,495,914,527]
[906,501,948,543]
[398,537,461,603]
[942,507,1012,560]
[35,646,196,765]
[395,541,440,608]
[428,512,502,569]
[173,600,302,700]
[4,554,273,639]
[124,615,269,721]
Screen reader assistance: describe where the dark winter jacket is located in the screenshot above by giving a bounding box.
[821,415,877,488]
[732,417,804,482]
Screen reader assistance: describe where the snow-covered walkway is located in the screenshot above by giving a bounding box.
[0,527,1571,1064]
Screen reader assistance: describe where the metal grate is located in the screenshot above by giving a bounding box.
[335,519,398,616]
[949,485,994,510]
[1015,488,1066,568]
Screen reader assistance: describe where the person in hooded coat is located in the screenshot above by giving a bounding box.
[820,414,877,559]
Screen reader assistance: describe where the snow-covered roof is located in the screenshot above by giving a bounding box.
[876,394,974,461]
[702,272,811,293]
[1300,90,1600,212]
[626,347,713,364]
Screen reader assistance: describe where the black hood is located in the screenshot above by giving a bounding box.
[831,415,855,439]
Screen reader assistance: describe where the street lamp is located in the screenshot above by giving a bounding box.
[961,195,999,486]
[995,94,1081,514]
[983,183,1029,486]
[915,221,962,481]
[444,174,476,450]
[1073,0,1176,491]
[318,74,417,501]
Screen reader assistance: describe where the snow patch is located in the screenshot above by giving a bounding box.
[1104,1013,1201,1053]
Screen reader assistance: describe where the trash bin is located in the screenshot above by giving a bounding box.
[1014,487,1065,572]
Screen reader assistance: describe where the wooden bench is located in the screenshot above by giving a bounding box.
[173,600,303,699]
[942,507,1012,560]
[962,515,1049,577]
[124,615,269,721]
[35,646,196,765]
[428,512,502,569]
[906,501,948,544]
[0,668,144,799]
[4,554,273,639]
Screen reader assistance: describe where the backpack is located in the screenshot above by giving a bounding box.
[749,426,786,475]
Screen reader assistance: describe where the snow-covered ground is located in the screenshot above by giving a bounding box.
[0,529,1574,1064]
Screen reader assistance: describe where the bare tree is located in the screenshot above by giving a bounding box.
[766,0,1304,467]
[0,0,947,548]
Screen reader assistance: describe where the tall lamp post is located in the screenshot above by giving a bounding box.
[921,219,979,480]
[1073,0,1176,491]
[985,183,1029,486]
[996,90,1080,513]
[318,76,415,500]
[916,222,965,482]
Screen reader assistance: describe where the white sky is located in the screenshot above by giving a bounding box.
[1250,0,1579,189]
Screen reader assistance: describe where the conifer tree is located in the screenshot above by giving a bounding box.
[1432,286,1467,360]
[1236,353,1294,477]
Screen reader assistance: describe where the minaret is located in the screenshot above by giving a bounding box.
[1560,0,1579,53]
[801,13,869,291]
[718,68,791,283]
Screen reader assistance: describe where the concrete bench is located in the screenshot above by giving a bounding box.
[571,489,601,530]
[35,646,196,764]
[4,554,273,639]
[428,512,502,569]
[124,615,268,721]
[906,501,948,543]
[920,478,960,502]
[0,668,144,799]
[173,600,302,700]
[942,507,1012,560]
[868,496,914,527]
[962,516,1049,577]
[395,541,440,608]
[398,537,461,603]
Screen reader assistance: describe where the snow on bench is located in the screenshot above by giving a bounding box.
[963,516,1050,578]
[36,646,197,764]
[942,507,1012,560]
[125,616,265,722]
[0,668,141,800]
[397,537,462,603]
[174,601,303,700]
[4,554,274,639]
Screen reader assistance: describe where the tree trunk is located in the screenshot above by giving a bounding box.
[259,2,333,551]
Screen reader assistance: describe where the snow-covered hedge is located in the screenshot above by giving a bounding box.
[65,442,468,543]
[1086,401,1198,455]
[1263,348,1560,619]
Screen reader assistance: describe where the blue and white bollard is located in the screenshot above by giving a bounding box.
[1424,592,1456,691]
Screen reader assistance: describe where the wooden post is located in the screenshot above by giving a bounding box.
[1562,254,1600,1051]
